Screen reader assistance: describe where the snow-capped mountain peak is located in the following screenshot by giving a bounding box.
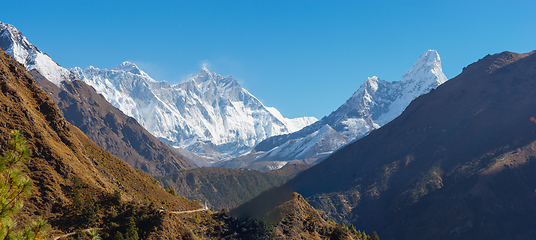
[114,61,149,77]
[0,21,72,87]
[343,49,448,128]
[376,49,448,125]
[198,66,211,75]
[364,76,380,92]
[244,50,449,170]
[0,22,38,56]
[188,68,235,88]
[403,49,447,86]
[73,64,317,164]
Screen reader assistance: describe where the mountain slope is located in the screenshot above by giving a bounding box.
[254,124,346,163]
[0,21,197,176]
[280,50,536,239]
[0,48,201,235]
[72,64,317,164]
[232,190,365,240]
[236,50,447,169]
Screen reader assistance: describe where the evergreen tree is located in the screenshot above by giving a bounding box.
[125,216,139,240]
[0,130,50,239]
[165,186,177,196]
[87,229,101,240]
[370,231,380,240]
[113,231,124,240]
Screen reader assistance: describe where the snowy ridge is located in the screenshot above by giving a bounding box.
[265,107,318,133]
[0,22,72,86]
[375,50,447,125]
[255,124,345,162]
[73,64,317,161]
[243,50,448,170]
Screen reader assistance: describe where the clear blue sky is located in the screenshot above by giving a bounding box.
[3,0,535,119]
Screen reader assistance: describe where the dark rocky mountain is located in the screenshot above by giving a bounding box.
[0,21,197,177]
[234,50,536,240]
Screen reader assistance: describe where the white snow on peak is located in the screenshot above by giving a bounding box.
[365,76,380,92]
[0,22,72,87]
[114,61,149,77]
[403,50,446,83]
[375,49,447,125]
[266,107,318,133]
[72,65,317,161]
[341,49,447,128]
[256,124,345,162]
[247,50,449,168]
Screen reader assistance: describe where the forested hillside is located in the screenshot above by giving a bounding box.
[158,164,310,210]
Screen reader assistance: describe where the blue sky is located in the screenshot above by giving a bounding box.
[3,0,535,119]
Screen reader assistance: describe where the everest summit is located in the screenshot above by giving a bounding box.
[72,64,317,165]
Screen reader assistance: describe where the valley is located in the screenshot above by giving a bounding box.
[1,17,536,240]
[0,45,363,239]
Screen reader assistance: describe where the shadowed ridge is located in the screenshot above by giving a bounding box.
[31,70,197,176]
[230,184,294,223]
[290,50,536,195]
[230,188,359,239]
[157,164,310,210]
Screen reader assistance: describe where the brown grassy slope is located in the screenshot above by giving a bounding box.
[0,49,199,232]
[232,191,358,240]
[268,193,356,240]
[31,70,196,176]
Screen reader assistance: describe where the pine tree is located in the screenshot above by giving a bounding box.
[370,231,380,240]
[165,186,177,196]
[125,216,139,240]
[113,231,124,240]
[349,224,361,238]
[87,229,101,240]
[0,130,50,239]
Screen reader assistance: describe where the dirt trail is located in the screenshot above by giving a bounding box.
[52,206,208,239]
[52,228,103,240]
